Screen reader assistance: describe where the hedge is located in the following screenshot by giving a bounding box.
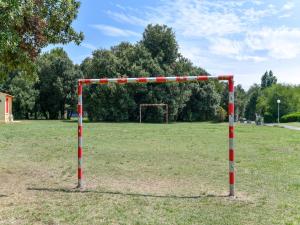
[281,112,300,123]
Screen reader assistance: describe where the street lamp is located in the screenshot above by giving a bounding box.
[277,99,281,123]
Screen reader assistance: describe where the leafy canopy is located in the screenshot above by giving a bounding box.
[261,70,277,89]
[0,0,83,79]
[37,48,82,119]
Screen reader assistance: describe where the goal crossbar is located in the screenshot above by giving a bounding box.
[77,75,235,196]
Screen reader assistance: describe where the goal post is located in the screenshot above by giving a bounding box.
[77,75,235,196]
[139,103,168,124]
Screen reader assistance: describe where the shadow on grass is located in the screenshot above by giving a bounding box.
[61,120,175,124]
[27,187,229,199]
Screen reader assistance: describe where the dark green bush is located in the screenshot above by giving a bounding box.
[263,112,274,123]
[281,112,300,122]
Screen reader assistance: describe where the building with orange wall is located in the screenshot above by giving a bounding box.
[0,92,13,122]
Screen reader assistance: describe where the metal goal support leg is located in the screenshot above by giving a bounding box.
[228,78,235,197]
[77,82,83,189]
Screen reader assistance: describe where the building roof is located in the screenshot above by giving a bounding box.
[0,92,14,97]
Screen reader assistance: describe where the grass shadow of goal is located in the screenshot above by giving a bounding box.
[27,187,229,199]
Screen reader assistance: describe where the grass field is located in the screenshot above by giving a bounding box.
[1,121,300,225]
[281,122,300,128]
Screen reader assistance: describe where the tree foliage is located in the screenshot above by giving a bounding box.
[37,48,82,119]
[256,84,300,122]
[141,24,178,66]
[261,70,277,89]
[0,0,83,79]
[235,84,247,120]
[0,23,258,123]
[0,71,38,119]
[245,84,261,121]
[179,82,220,121]
[81,25,220,122]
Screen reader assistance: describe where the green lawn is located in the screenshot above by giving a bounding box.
[281,122,300,128]
[0,121,300,225]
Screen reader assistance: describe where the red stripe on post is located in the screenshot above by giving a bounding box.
[99,78,108,84]
[117,78,128,84]
[78,85,82,95]
[78,147,82,158]
[156,77,167,83]
[229,126,234,138]
[77,105,82,116]
[229,172,234,184]
[228,103,234,114]
[229,149,234,161]
[197,76,208,81]
[78,126,82,137]
[78,168,82,179]
[176,76,188,82]
[137,77,147,83]
[229,79,234,92]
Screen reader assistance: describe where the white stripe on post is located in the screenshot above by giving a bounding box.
[228,78,235,197]
[77,83,83,189]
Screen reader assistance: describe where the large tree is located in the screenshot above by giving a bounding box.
[141,24,178,66]
[37,48,82,119]
[245,84,261,120]
[235,84,247,120]
[0,0,83,79]
[0,71,38,119]
[179,82,220,121]
[261,70,277,89]
[82,24,215,122]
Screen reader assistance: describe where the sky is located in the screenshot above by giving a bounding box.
[45,0,300,89]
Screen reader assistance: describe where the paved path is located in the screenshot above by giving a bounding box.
[265,123,300,131]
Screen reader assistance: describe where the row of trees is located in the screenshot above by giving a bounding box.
[1,18,297,122]
[1,25,230,122]
[245,71,300,122]
[0,49,81,119]
[81,25,227,122]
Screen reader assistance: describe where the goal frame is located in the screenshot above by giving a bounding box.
[139,103,168,124]
[77,75,235,196]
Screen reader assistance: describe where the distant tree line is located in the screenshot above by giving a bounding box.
[245,71,300,122]
[0,24,225,122]
[1,23,299,123]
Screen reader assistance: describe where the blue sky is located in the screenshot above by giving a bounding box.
[45,0,300,89]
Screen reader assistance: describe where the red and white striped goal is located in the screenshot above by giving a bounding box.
[77,75,235,196]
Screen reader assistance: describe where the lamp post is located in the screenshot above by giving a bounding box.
[277,99,281,123]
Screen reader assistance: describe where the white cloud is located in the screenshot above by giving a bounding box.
[246,27,300,59]
[106,10,147,27]
[81,43,97,51]
[209,38,243,56]
[242,5,278,23]
[110,0,300,61]
[235,55,267,62]
[143,0,245,37]
[91,24,140,37]
[178,42,211,66]
[283,2,295,11]
[103,0,300,86]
